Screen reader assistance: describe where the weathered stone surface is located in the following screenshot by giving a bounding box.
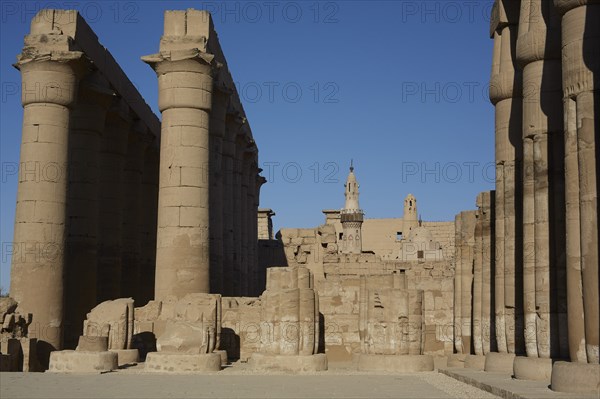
[48,350,118,373]
[157,320,213,354]
[484,352,515,373]
[145,352,221,372]
[249,352,327,372]
[76,336,108,352]
[83,298,134,351]
[513,356,552,383]
[357,354,434,372]
[551,361,600,394]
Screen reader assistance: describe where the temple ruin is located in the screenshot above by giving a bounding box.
[1,2,598,396]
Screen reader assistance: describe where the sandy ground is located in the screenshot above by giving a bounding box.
[1,364,499,399]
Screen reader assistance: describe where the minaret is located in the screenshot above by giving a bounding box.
[340,161,364,254]
[404,193,418,232]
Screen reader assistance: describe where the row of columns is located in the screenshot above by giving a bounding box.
[454,0,598,366]
[11,55,160,353]
[142,10,264,300]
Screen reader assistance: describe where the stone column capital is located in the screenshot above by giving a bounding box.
[15,51,87,108]
[141,49,219,73]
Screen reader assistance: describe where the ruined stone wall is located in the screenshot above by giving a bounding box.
[272,218,456,358]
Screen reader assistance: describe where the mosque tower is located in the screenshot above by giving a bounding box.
[340,161,364,254]
[404,193,419,232]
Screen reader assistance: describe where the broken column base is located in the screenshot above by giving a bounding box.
[464,355,486,370]
[551,361,600,394]
[144,352,221,372]
[249,353,328,372]
[447,354,467,368]
[214,350,228,366]
[110,349,139,366]
[513,356,553,382]
[357,354,434,372]
[48,350,118,373]
[484,352,515,373]
[0,354,12,371]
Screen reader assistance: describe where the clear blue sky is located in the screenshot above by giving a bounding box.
[0,1,495,292]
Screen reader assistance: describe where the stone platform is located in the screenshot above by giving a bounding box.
[249,353,328,372]
[440,367,599,399]
[48,350,118,373]
[144,352,221,373]
[357,354,434,372]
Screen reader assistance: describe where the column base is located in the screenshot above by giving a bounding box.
[144,352,221,373]
[464,354,485,370]
[110,349,139,366]
[249,353,328,372]
[433,355,448,370]
[357,354,434,372]
[513,356,552,382]
[214,350,228,366]
[551,361,600,394]
[48,350,118,373]
[484,352,515,373]
[0,354,13,371]
[447,353,467,368]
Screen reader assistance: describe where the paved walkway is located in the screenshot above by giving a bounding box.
[1,369,497,399]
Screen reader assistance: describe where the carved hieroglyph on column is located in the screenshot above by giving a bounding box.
[489,0,524,355]
[516,0,567,359]
[555,0,599,364]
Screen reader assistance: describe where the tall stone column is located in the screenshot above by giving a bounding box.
[63,74,113,347]
[517,0,566,359]
[247,154,259,296]
[11,53,84,356]
[481,191,495,354]
[460,211,476,353]
[139,145,159,305]
[233,135,246,295]
[209,86,229,294]
[555,0,599,364]
[142,50,216,299]
[253,174,267,296]
[222,114,240,296]
[473,194,484,355]
[492,21,508,353]
[120,124,147,302]
[522,136,538,356]
[489,0,524,354]
[454,213,463,353]
[240,150,250,296]
[97,102,130,302]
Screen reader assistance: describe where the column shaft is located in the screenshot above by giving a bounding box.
[11,58,81,357]
[64,79,111,347]
[148,58,214,299]
[209,88,228,294]
[97,106,129,302]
